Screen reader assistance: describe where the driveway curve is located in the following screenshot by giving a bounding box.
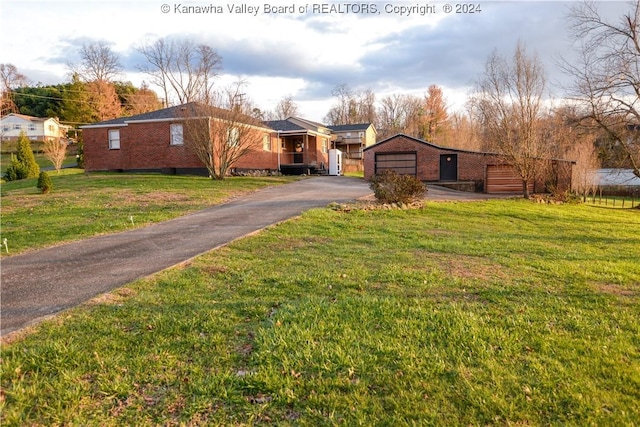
[1,176,372,337]
[1,178,513,337]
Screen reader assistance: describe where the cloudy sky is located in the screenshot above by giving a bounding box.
[0,0,630,121]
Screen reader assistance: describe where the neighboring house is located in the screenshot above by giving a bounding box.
[364,134,573,194]
[264,117,334,175]
[81,103,280,175]
[0,113,71,143]
[327,123,377,160]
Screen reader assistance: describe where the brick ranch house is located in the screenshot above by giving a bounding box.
[364,134,574,194]
[81,103,339,176]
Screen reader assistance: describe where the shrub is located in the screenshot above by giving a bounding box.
[37,171,53,194]
[4,157,28,181]
[15,132,40,178]
[369,170,427,204]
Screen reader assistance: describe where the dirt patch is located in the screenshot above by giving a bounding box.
[595,283,638,298]
[86,287,137,306]
[419,252,510,282]
[109,190,195,207]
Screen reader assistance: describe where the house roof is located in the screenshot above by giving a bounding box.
[81,102,269,129]
[263,117,332,136]
[364,133,575,163]
[328,123,373,132]
[363,133,489,155]
[289,117,330,131]
[1,113,55,123]
[263,119,305,132]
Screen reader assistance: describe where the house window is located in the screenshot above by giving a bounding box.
[262,134,271,151]
[227,127,239,147]
[28,123,36,131]
[170,123,183,145]
[358,131,364,138]
[108,129,120,150]
[322,138,328,153]
[13,124,21,130]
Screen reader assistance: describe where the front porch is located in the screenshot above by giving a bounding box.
[279,134,328,175]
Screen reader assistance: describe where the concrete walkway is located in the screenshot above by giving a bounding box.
[1,176,372,337]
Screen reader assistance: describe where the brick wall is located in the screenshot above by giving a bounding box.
[84,121,279,174]
[364,135,509,183]
[364,134,573,193]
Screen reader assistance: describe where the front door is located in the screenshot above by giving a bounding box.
[440,154,457,181]
[293,140,304,163]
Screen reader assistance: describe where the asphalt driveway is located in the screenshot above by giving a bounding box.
[1,178,512,337]
[1,176,372,337]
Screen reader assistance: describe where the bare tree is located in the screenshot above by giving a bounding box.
[376,93,424,140]
[182,102,265,179]
[355,88,377,124]
[72,42,122,83]
[196,44,221,105]
[570,136,600,201]
[1,63,28,115]
[563,0,640,178]
[471,42,552,198]
[121,81,163,116]
[272,95,299,119]
[218,78,253,113]
[137,37,222,106]
[67,42,123,121]
[448,110,483,151]
[43,139,67,173]
[324,84,376,125]
[324,84,353,125]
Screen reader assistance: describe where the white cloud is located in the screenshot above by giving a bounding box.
[0,0,634,122]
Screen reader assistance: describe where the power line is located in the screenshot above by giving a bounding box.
[10,91,86,103]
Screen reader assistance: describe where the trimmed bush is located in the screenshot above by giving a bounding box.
[369,170,427,204]
[37,171,53,194]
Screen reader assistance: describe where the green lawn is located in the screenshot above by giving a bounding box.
[0,141,79,175]
[0,171,301,255]
[2,199,639,425]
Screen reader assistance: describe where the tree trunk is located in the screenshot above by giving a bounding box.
[522,179,530,199]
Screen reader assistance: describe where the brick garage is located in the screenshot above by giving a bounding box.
[364,134,573,194]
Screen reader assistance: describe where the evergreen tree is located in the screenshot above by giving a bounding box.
[15,132,40,178]
[37,171,53,193]
[4,155,27,181]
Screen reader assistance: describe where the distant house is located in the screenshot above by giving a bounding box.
[0,113,71,143]
[327,123,377,160]
[364,134,574,194]
[81,103,280,175]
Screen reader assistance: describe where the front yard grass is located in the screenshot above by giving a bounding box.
[0,170,300,255]
[2,200,639,425]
